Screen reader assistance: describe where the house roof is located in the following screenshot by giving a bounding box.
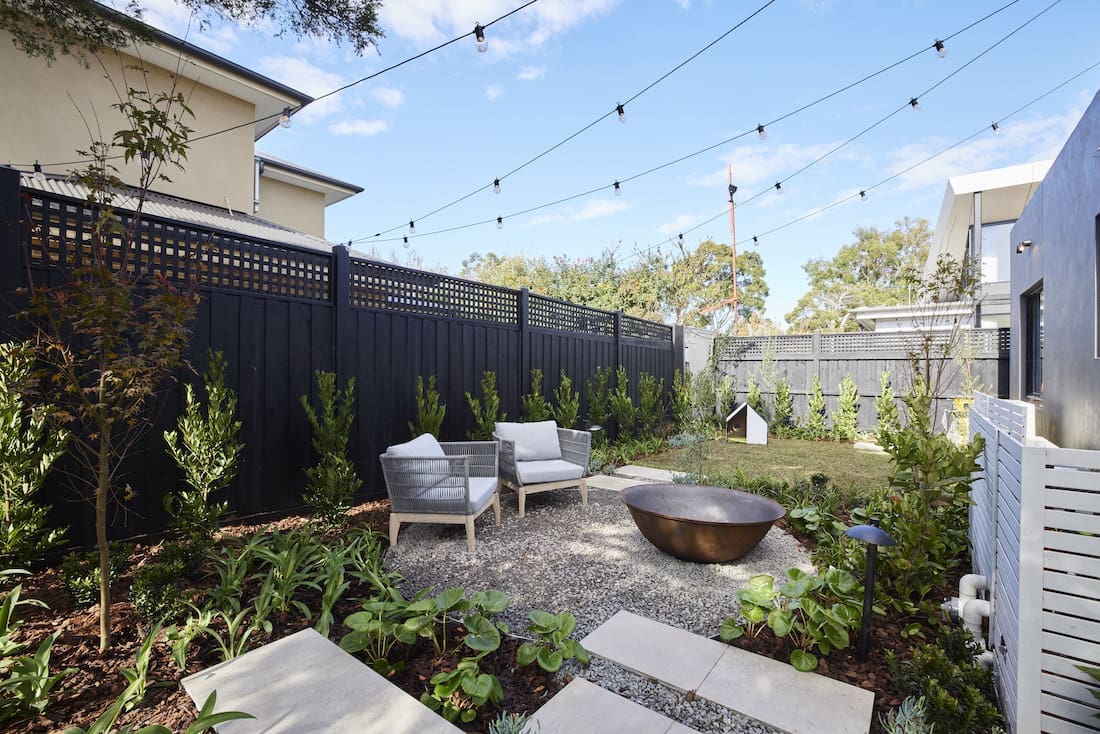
[95,4,312,141]
[256,152,364,206]
[23,171,339,253]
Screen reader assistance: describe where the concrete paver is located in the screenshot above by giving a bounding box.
[587,474,648,491]
[614,465,678,482]
[529,678,701,734]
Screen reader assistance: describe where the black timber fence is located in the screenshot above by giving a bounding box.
[714,329,1010,432]
[0,169,681,544]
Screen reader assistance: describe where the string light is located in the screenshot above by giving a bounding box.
[678,233,684,245]
[934,39,947,58]
[616,103,626,124]
[859,190,868,201]
[729,183,738,201]
[403,236,409,246]
[474,23,487,53]
[752,236,759,245]
[756,124,767,141]
[32,162,45,182]
[278,107,292,128]
[614,181,622,196]
[493,178,501,194]
[497,216,503,229]
[774,182,783,195]
[909,97,920,110]
[409,220,415,233]
[991,121,1000,133]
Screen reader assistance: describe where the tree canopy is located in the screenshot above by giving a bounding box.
[0,0,385,63]
[785,216,931,332]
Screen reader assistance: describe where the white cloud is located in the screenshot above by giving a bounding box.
[690,141,844,189]
[380,0,619,54]
[328,119,389,136]
[258,56,345,122]
[370,86,405,108]
[484,84,504,101]
[657,213,702,235]
[672,0,692,8]
[517,66,545,81]
[525,197,630,227]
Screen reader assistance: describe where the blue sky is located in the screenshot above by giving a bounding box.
[134,0,1098,325]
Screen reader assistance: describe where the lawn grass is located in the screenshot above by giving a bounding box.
[644,436,893,499]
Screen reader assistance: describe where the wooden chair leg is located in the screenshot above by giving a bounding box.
[492,491,501,525]
[464,516,476,553]
[518,489,527,519]
[579,478,588,506]
[389,515,401,547]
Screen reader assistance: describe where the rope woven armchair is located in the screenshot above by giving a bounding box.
[380,433,500,553]
[494,420,591,518]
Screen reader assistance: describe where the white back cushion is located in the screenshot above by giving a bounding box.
[387,433,446,458]
[495,420,561,461]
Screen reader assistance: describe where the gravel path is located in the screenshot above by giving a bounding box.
[385,487,813,733]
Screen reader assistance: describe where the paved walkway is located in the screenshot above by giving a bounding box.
[530,678,699,734]
[581,611,875,734]
[614,465,678,482]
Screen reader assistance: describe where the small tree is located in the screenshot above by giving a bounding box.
[520,369,552,422]
[551,371,580,430]
[163,350,243,550]
[772,374,794,436]
[585,367,611,436]
[408,375,445,438]
[637,372,664,438]
[716,375,736,420]
[746,375,764,418]
[301,372,361,525]
[608,366,637,438]
[0,342,68,570]
[25,85,197,651]
[670,370,692,429]
[875,371,900,439]
[805,375,828,439]
[832,374,859,442]
[466,371,504,440]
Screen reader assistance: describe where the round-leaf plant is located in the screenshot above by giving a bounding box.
[516,610,590,673]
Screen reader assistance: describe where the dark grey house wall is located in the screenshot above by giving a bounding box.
[1010,91,1100,449]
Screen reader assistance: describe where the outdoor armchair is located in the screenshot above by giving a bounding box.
[380,433,500,553]
[493,420,590,518]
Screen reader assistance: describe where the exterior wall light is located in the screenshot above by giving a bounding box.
[1016,240,1033,254]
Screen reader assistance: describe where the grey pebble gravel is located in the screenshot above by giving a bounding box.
[385,487,813,733]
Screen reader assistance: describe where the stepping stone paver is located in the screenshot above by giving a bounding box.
[582,611,874,734]
[529,678,700,734]
[587,474,648,491]
[182,628,462,733]
[614,465,677,482]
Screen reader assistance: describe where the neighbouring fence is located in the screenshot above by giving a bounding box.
[714,330,1009,431]
[1,171,680,544]
[969,393,1100,734]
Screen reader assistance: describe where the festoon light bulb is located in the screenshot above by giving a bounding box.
[774,182,783,196]
[616,103,626,124]
[497,216,503,229]
[933,40,947,58]
[757,124,767,141]
[32,161,45,182]
[613,181,621,196]
[493,178,501,194]
[474,24,487,52]
[278,107,292,128]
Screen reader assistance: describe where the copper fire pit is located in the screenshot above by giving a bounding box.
[620,483,785,563]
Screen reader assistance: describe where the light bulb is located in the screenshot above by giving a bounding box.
[493,178,500,194]
[991,122,1000,134]
[859,190,868,202]
[279,107,292,128]
[677,233,684,245]
[409,220,415,234]
[774,182,783,196]
[474,23,487,53]
[909,97,920,111]
[728,183,737,201]
[403,236,410,248]
[934,40,947,58]
[496,216,503,229]
[613,181,621,196]
[752,236,759,245]
[757,124,767,141]
[32,161,45,182]
[616,103,626,124]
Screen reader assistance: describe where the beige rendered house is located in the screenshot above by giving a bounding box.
[0,6,361,241]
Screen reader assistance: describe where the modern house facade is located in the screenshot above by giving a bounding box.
[0,10,361,240]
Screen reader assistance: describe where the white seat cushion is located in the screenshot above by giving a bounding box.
[386,433,445,458]
[516,459,584,485]
[466,477,498,513]
[495,420,561,461]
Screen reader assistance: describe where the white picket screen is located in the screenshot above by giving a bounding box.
[970,394,1100,734]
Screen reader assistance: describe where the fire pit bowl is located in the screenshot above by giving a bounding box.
[619,483,785,563]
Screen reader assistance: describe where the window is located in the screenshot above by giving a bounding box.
[1024,286,1043,398]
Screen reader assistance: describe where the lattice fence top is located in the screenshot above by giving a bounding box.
[622,314,673,342]
[719,328,1008,359]
[24,193,331,302]
[349,259,518,325]
[528,294,615,336]
[718,335,814,358]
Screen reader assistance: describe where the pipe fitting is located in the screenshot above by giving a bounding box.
[962,598,991,647]
[942,596,961,622]
[976,650,994,671]
[959,574,988,606]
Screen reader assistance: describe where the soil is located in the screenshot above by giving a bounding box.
[3,498,947,734]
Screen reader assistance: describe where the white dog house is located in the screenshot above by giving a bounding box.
[725,403,768,445]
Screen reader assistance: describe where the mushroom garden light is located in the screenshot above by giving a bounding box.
[845,518,896,663]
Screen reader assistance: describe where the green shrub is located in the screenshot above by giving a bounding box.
[164,350,242,552]
[670,370,692,428]
[516,610,589,672]
[0,341,68,570]
[875,370,900,440]
[156,540,204,576]
[772,373,794,436]
[832,374,859,442]
[466,371,505,440]
[131,560,187,624]
[551,371,580,429]
[520,369,552,422]
[804,375,828,439]
[879,696,933,734]
[745,375,763,418]
[408,375,445,439]
[608,367,637,438]
[637,372,664,438]
[887,626,1002,733]
[689,369,716,425]
[60,543,133,607]
[488,711,533,734]
[585,367,611,435]
[716,375,736,420]
[301,372,361,525]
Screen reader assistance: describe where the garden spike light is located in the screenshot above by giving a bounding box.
[846,517,896,663]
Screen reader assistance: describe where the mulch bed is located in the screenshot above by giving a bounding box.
[4,497,952,734]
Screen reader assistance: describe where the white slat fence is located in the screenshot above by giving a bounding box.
[970,393,1100,733]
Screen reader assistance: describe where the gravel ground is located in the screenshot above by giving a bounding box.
[385,487,813,733]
